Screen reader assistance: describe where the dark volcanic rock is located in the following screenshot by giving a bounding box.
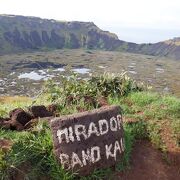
[24,119,39,129]
[0,118,24,131]
[24,117,52,129]
[10,120,24,131]
[9,108,32,126]
[29,105,53,118]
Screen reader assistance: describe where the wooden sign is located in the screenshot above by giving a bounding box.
[50,105,124,176]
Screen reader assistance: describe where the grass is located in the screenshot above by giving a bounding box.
[0,122,74,180]
[112,91,180,150]
[0,74,180,179]
[0,121,135,180]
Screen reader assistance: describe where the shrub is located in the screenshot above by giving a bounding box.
[44,72,146,105]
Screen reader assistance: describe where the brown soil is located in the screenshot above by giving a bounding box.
[114,140,180,180]
[160,120,180,166]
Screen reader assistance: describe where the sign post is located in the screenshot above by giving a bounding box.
[50,105,124,176]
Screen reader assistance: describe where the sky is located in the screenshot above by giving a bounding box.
[0,0,180,43]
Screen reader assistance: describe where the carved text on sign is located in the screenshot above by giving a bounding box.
[50,106,124,175]
[57,115,122,144]
[56,115,124,169]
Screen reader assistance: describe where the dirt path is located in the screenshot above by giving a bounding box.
[114,140,180,180]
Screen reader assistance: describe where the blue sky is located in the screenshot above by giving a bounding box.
[0,0,180,43]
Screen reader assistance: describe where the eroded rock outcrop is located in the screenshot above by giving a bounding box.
[0,15,123,55]
[28,105,53,118]
[0,105,54,131]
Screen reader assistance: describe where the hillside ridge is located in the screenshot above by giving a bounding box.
[0,14,180,59]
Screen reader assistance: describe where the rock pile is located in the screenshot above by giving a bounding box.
[0,105,57,131]
[0,96,109,131]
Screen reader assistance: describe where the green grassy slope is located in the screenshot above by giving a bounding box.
[0,73,179,179]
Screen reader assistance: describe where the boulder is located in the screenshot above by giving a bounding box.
[28,105,53,118]
[10,120,24,131]
[24,119,39,129]
[9,108,32,126]
[24,117,52,130]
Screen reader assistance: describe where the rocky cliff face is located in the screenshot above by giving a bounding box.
[138,38,180,59]
[0,14,180,60]
[0,14,124,54]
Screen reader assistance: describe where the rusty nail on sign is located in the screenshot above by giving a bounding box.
[50,105,124,176]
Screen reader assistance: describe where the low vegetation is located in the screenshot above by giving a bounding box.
[0,73,179,179]
[1,49,180,97]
